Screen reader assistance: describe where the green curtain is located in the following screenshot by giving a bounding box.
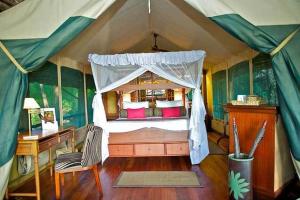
[253,53,278,105]
[86,74,96,124]
[212,70,227,120]
[19,61,60,131]
[228,61,250,101]
[61,67,85,128]
[211,15,300,160]
[0,16,93,166]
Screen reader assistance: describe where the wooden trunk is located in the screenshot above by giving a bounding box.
[224,104,295,199]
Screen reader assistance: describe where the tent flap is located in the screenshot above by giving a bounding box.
[185,0,300,162]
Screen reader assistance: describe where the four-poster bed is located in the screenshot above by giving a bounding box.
[89,50,208,164]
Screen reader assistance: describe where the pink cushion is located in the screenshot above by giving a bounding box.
[127,108,146,118]
[162,107,181,118]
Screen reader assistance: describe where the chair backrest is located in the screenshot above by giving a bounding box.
[81,125,102,167]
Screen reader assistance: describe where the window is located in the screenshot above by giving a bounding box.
[86,74,96,123]
[61,67,85,128]
[21,62,59,131]
[228,61,250,100]
[253,53,278,105]
[136,72,172,102]
[212,70,227,120]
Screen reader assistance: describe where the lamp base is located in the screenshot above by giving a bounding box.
[28,110,32,136]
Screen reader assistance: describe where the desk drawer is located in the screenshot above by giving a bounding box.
[39,137,58,152]
[59,131,72,142]
[166,143,189,155]
[135,144,164,156]
[16,142,36,155]
[109,145,133,156]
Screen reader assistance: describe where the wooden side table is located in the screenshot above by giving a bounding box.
[224,104,295,198]
[6,127,75,200]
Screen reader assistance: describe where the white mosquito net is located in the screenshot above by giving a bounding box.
[89,50,209,164]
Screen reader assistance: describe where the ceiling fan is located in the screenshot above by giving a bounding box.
[151,33,169,52]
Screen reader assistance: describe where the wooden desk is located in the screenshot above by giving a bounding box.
[7,127,75,200]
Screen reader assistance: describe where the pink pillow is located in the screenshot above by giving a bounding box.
[162,107,181,118]
[127,108,146,118]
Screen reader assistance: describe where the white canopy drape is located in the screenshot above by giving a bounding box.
[89,50,209,164]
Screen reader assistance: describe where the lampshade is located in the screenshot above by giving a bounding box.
[23,98,40,109]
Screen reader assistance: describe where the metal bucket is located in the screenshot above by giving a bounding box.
[228,153,254,200]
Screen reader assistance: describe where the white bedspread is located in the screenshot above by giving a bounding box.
[107,117,189,132]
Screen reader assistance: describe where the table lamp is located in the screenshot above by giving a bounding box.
[23,98,40,135]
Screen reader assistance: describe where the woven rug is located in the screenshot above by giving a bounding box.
[208,140,226,155]
[113,171,202,187]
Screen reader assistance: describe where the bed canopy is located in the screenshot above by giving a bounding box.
[89,50,208,164]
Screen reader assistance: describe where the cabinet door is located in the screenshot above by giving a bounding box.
[135,144,164,156]
[109,144,134,157]
[166,143,189,155]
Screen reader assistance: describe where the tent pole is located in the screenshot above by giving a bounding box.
[226,63,229,102]
[57,57,63,127]
[249,58,253,95]
[83,65,88,125]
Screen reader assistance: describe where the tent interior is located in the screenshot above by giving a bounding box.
[1,0,300,199]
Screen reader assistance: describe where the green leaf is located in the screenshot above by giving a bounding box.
[234,191,239,200]
[238,178,246,183]
[230,170,234,177]
[238,192,245,199]
[235,172,241,179]
[240,182,250,188]
[240,188,250,193]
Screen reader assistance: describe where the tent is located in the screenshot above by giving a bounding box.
[0,0,299,197]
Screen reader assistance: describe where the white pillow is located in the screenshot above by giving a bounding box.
[156,100,183,108]
[123,101,149,109]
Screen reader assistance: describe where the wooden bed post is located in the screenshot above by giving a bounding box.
[182,88,185,106]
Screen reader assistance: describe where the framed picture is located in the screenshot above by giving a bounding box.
[40,108,58,130]
[30,111,42,131]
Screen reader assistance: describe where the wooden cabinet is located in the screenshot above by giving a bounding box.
[225,104,295,199]
[108,128,189,157]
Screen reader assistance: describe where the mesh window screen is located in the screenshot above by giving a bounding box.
[61,67,85,128]
[212,70,227,120]
[253,53,278,105]
[19,61,60,131]
[229,61,250,100]
[86,74,96,124]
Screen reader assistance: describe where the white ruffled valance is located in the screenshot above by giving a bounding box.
[89,50,209,165]
[88,50,205,66]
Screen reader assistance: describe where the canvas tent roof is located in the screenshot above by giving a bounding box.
[58,0,252,67]
[0,0,253,68]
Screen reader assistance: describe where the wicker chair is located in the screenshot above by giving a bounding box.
[54,125,102,199]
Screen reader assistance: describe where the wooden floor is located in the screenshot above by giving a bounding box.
[12,155,228,200]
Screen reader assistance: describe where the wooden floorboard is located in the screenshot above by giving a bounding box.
[12,155,228,200]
